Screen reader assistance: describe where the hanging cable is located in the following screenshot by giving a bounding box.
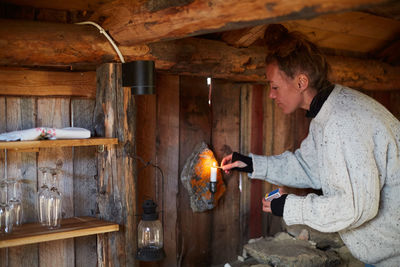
[75,21,125,63]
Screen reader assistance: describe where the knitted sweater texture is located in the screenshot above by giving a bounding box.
[249,85,400,266]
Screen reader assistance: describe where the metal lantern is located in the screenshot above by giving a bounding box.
[136,199,165,261]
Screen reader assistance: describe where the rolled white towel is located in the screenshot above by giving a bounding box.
[51,127,91,139]
[0,127,91,141]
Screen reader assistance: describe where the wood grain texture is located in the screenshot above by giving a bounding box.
[97,0,393,45]
[0,68,96,98]
[261,85,281,237]
[221,25,268,48]
[0,138,118,150]
[211,79,241,264]
[1,19,399,89]
[0,97,7,266]
[95,63,137,267]
[283,12,400,53]
[0,217,118,248]
[239,84,252,246]
[0,19,151,68]
[37,97,74,267]
[135,93,157,212]
[156,74,180,267]
[4,97,39,267]
[1,0,112,11]
[178,75,212,266]
[72,98,98,267]
[249,84,264,238]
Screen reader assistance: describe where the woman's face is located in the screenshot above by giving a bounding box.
[266,62,304,114]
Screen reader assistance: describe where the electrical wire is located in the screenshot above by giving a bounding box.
[133,154,165,217]
[75,21,125,63]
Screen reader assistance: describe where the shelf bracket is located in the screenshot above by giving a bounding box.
[97,145,105,153]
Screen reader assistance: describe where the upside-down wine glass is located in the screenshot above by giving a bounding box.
[38,167,50,226]
[0,180,13,234]
[46,168,62,229]
[7,178,22,227]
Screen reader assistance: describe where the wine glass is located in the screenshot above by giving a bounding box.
[38,167,50,226]
[46,168,62,229]
[0,180,13,234]
[7,178,22,227]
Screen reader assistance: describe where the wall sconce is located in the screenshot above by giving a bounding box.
[136,199,165,261]
[122,61,155,95]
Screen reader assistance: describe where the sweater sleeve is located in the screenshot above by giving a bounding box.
[249,125,321,189]
[283,121,381,232]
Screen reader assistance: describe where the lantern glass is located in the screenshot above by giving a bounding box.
[138,219,163,249]
[136,199,165,261]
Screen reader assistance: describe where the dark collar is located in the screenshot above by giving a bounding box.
[306,84,334,118]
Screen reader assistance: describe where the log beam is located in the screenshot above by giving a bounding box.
[93,0,395,46]
[0,67,96,98]
[0,19,399,91]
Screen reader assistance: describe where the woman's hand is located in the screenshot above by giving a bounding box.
[262,188,287,213]
[221,153,247,174]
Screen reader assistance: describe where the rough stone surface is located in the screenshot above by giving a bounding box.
[284,224,344,249]
[180,141,226,212]
[244,235,341,267]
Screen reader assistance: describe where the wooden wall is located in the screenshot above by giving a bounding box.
[137,74,315,266]
[1,71,400,267]
[0,96,98,267]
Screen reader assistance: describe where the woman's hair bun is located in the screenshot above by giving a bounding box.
[264,24,306,58]
[264,24,290,51]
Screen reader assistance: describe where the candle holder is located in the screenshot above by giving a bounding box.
[210,163,218,194]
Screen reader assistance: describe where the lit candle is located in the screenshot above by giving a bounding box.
[210,163,217,182]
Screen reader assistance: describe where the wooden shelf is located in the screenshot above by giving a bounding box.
[0,138,118,151]
[0,216,119,248]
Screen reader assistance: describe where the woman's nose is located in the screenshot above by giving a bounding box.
[269,89,276,99]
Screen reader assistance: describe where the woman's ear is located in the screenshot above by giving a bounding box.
[297,74,309,92]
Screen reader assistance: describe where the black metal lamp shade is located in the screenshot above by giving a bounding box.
[122,60,155,95]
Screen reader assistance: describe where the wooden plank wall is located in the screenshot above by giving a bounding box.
[0,96,97,267]
[238,83,311,241]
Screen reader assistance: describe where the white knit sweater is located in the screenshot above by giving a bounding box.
[249,85,400,266]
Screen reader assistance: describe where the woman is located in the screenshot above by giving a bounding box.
[221,25,400,266]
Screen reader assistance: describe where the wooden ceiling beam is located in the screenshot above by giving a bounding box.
[0,0,112,11]
[0,19,399,91]
[92,0,396,46]
[0,67,96,98]
[221,25,268,48]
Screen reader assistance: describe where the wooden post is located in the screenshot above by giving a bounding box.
[94,63,137,267]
